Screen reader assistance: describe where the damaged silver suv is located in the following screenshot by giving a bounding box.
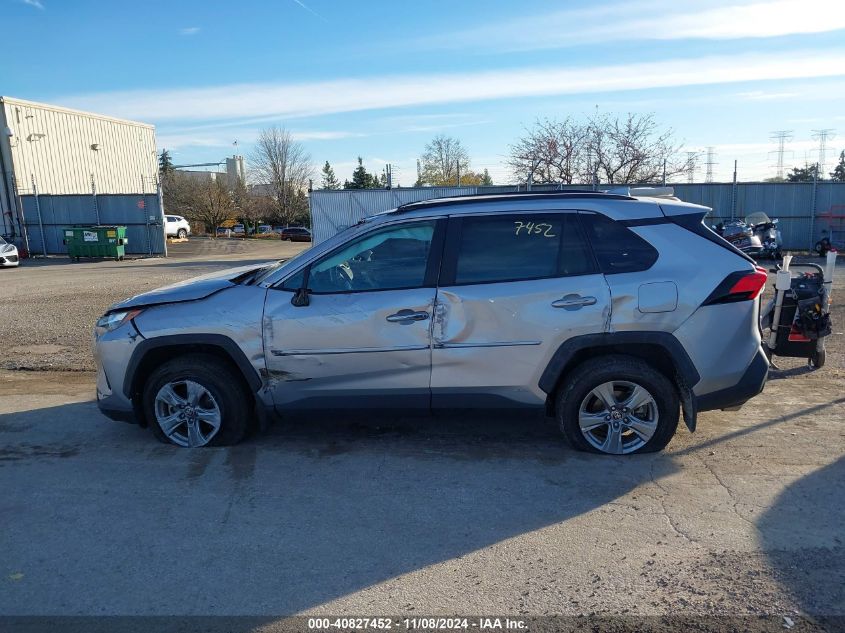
[94,190,769,454]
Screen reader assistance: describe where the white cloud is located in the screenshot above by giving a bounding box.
[736,90,800,100]
[21,0,44,9]
[59,48,845,124]
[179,26,201,36]
[417,0,845,52]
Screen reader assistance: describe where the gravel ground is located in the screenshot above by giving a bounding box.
[0,238,309,371]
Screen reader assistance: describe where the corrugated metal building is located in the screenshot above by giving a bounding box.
[309,182,845,249]
[0,96,165,255]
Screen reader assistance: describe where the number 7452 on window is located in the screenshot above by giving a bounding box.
[514,221,556,237]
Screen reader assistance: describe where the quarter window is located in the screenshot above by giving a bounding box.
[452,214,594,285]
[579,212,659,273]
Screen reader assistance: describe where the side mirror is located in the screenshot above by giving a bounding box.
[291,287,310,307]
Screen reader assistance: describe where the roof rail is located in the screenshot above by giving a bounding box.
[604,186,678,199]
[395,190,634,213]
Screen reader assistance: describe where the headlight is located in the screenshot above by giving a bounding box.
[95,309,143,335]
[1,244,14,253]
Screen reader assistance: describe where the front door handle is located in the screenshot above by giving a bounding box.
[552,294,597,310]
[386,309,430,323]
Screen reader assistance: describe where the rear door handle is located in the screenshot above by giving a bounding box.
[386,310,430,323]
[552,295,597,310]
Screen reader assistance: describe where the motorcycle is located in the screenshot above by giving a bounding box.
[745,212,782,259]
[712,212,782,259]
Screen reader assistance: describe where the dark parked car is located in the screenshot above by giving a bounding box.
[277,227,312,242]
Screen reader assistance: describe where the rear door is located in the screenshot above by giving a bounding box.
[431,211,610,408]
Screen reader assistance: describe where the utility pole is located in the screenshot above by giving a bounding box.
[704,146,717,183]
[770,130,793,180]
[416,159,421,187]
[812,129,835,178]
[456,160,461,187]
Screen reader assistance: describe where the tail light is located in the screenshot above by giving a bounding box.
[703,267,768,305]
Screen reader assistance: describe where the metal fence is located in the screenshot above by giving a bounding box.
[310,182,845,249]
[19,192,166,256]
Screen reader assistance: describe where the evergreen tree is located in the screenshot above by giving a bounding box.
[344,157,379,189]
[320,161,340,189]
[158,149,174,178]
[480,168,493,186]
[831,151,845,182]
[786,163,820,182]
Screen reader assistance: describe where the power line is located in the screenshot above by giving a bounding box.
[769,130,793,180]
[704,146,717,183]
[812,128,835,176]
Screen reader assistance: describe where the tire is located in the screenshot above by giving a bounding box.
[177,229,187,239]
[555,355,679,455]
[142,354,251,447]
[815,242,828,257]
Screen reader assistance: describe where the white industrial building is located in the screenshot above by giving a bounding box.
[0,96,164,254]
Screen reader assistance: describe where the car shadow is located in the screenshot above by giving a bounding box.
[0,400,679,616]
[757,455,845,620]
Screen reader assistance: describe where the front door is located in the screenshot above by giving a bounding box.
[431,212,610,407]
[263,219,444,410]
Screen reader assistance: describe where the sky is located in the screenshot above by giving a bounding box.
[3,0,845,185]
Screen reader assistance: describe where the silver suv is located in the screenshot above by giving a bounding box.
[94,191,769,454]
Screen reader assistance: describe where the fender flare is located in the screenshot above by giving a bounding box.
[538,332,701,432]
[122,333,262,399]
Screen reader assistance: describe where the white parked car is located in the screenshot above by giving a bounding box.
[164,215,191,239]
[0,235,20,267]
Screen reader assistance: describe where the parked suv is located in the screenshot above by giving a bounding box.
[94,191,769,454]
[164,215,191,239]
[277,226,312,242]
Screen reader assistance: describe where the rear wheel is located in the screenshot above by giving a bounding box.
[556,355,679,455]
[177,228,187,239]
[143,354,250,447]
[809,350,826,369]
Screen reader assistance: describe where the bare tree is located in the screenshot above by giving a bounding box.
[507,118,589,185]
[508,113,689,185]
[586,113,687,184]
[419,135,471,186]
[250,126,313,225]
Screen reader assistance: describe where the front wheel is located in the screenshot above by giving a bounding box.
[177,229,187,239]
[556,355,679,455]
[142,354,251,447]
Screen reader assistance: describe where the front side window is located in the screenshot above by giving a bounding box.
[293,221,436,293]
[452,213,594,285]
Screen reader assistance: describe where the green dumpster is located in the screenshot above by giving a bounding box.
[63,226,128,261]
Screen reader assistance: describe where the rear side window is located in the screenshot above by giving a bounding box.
[451,213,594,285]
[579,212,658,273]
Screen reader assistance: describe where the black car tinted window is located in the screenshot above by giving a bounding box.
[453,213,594,285]
[579,212,658,273]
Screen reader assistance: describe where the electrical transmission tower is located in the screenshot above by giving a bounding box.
[686,151,699,183]
[704,146,717,183]
[769,130,793,180]
[812,129,835,177]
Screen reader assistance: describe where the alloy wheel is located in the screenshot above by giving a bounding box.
[153,380,222,447]
[578,380,659,454]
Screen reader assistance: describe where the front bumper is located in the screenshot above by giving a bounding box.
[0,254,19,266]
[97,392,137,423]
[696,347,769,411]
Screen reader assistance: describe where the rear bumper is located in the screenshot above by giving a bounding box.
[696,347,769,411]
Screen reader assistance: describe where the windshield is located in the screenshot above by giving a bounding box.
[745,212,771,225]
[250,221,365,285]
[0,236,6,245]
